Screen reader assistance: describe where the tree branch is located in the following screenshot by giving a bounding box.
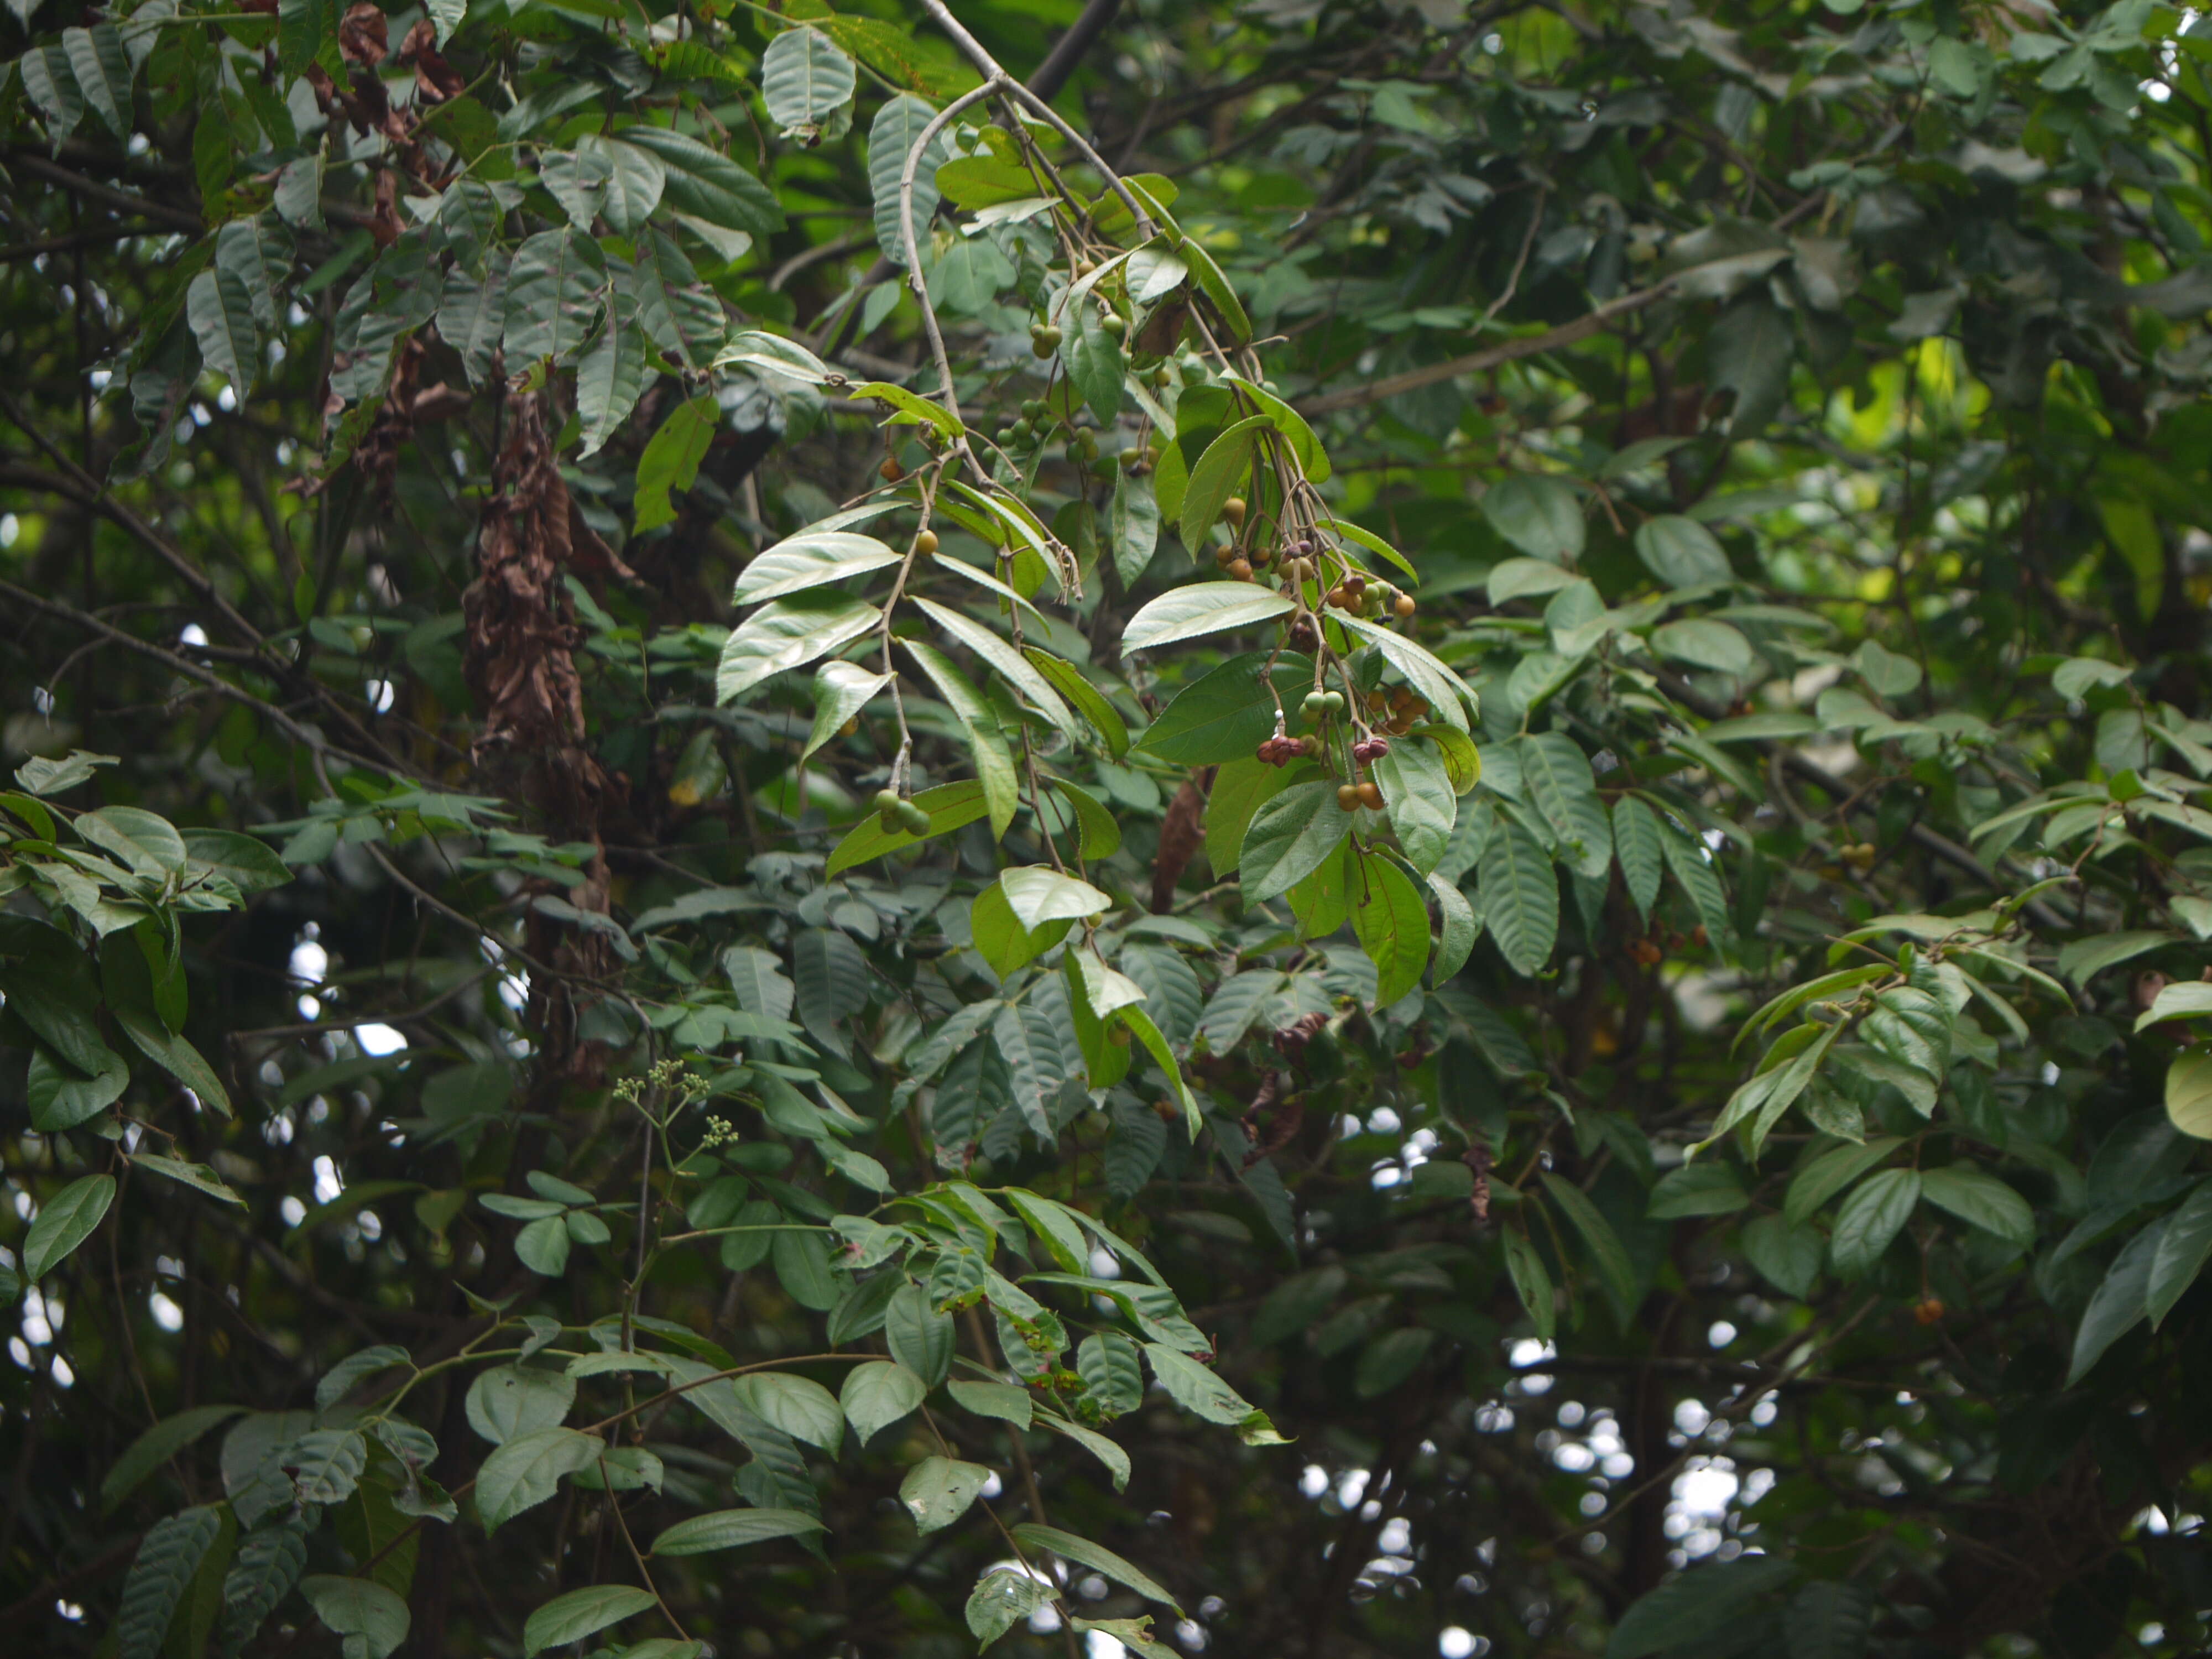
[1297,280,1678,416]
[1,150,206,233]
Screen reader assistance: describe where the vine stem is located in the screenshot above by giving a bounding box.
[915,0,1155,243]
[898,80,1006,430]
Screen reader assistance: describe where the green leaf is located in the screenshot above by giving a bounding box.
[1374,740,1455,874]
[772,1227,843,1310]
[1653,617,1756,676]
[285,1427,367,1503]
[521,1585,656,1657]
[540,145,613,231]
[102,1405,246,1514]
[1354,1326,1435,1397]
[476,1427,600,1532]
[968,1566,1053,1648]
[1014,1523,1180,1610]
[1658,820,1733,945]
[1286,838,1353,941]
[1611,797,1663,919]
[762,26,855,140]
[1111,468,1162,586]
[1121,581,1296,655]
[1635,515,1732,586]
[1144,1343,1253,1426]
[14,749,117,796]
[840,1360,926,1444]
[650,1507,824,1555]
[118,1508,225,1659]
[300,1576,410,1659]
[1076,1331,1145,1415]
[187,267,259,397]
[1036,1410,1135,1489]
[1177,415,1270,550]
[1061,302,1128,426]
[1139,652,1314,764]
[180,828,293,896]
[633,395,719,532]
[733,1371,843,1453]
[592,136,667,235]
[2067,1220,2164,1384]
[629,227,725,369]
[1352,851,1430,1007]
[900,638,1019,838]
[1541,1172,1639,1318]
[884,1284,954,1385]
[1223,372,1329,482]
[1124,1005,1201,1134]
[2148,1181,2212,1328]
[948,1376,1034,1427]
[25,1172,116,1281]
[465,1364,576,1445]
[1335,611,1479,732]
[64,23,133,138]
[2159,1053,2212,1141]
[618,125,785,237]
[1607,1558,1798,1659]
[1784,1138,1905,1229]
[1484,474,1584,562]
[1427,872,1479,984]
[868,94,946,264]
[1741,1213,1824,1299]
[576,312,648,458]
[825,779,989,875]
[1204,757,1305,874]
[971,880,1072,979]
[20,44,85,141]
[1918,1167,2034,1246]
[1785,1580,1873,1659]
[1645,1162,1749,1219]
[718,594,879,705]
[802,660,894,763]
[1241,780,1353,904]
[437,257,510,390]
[1830,1168,1921,1276]
[1028,652,1131,760]
[1180,237,1251,341]
[900,1455,993,1532]
[213,1523,307,1659]
[1501,1229,1556,1343]
[999,865,1112,931]
[515,1215,571,1275]
[911,598,1080,743]
[27,1044,128,1131]
[502,227,603,364]
[2139,983,2212,1035]
[1515,733,1609,880]
[1478,817,1558,975]
[994,998,1073,1135]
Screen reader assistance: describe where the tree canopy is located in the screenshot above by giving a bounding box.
[5,0,2212,1655]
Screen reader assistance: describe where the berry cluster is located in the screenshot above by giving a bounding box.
[1324,569,1417,619]
[872,789,933,836]
[1298,688,1346,723]
[1352,737,1391,764]
[1256,733,1316,767]
[994,396,1105,461]
[1335,780,1384,811]
[1374,685,1428,735]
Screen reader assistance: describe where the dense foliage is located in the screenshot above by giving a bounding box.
[7,0,2212,1655]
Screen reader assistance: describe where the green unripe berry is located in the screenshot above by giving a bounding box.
[873,788,901,812]
[899,801,932,835]
[1099,312,1128,339]
[879,807,901,833]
